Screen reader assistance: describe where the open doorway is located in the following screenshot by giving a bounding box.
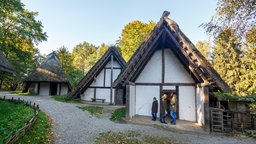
[50,83,58,96]
[161,90,177,121]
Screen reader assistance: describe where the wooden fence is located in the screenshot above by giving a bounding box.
[0,96,39,144]
[210,107,256,133]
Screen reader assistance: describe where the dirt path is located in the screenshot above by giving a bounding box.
[0,92,255,144]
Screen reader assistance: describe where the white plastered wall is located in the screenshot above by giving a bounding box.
[105,69,121,87]
[179,86,196,121]
[81,88,94,101]
[135,85,160,116]
[39,82,49,96]
[129,84,136,118]
[135,50,162,83]
[60,84,69,95]
[196,87,205,125]
[164,48,194,83]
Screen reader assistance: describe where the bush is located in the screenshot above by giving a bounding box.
[110,107,126,121]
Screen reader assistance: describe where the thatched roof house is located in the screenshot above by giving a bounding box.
[113,11,230,131]
[0,50,14,73]
[23,52,71,96]
[71,47,126,104]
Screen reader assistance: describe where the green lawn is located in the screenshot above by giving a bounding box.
[0,100,34,141]
[0,100,54,143]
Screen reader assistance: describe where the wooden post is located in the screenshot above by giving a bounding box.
[110,54,114,104]
[125,84,130,119]
[203,86,210,133]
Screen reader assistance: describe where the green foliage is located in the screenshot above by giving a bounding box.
[110,107,126,121]
[0,0,47,90]
[203,0,256,39]
[118,20,156,61]
[212,28,242,93]
[195,40,211,61]
[96,131,180,144]
[71,42,99,74]
[16,111,54,144]
[78,105,104,117]
[0,100,34,141]
[242,130,256,139]
[10,90,31,96]
[56,46,83,88]
[235,28,256,96]
[250,103,256,115]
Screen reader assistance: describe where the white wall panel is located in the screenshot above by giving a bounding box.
[135,50,162,83]
[60,84,69,95]
[105,69,121,87]
[196,87,205,125]
[96,88,111,102]
[179,86,196,121]
[81,88,94,101]
[129,84,136,118]
[105,61,121,68]
[162,85,176,90]
[39,83,49,96]
[135,85,160,116]
[90,69,104,87]
[164,48,194,83]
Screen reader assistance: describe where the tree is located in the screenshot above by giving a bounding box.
[195,40,211,61]
[203,0,256,40]
[118,20,156,61]
[212,28,241,93]
[71,42,98,75]
[235,28,256,96]
[0,0,47,90]
[56,46,83,88]
[96,43,109,60]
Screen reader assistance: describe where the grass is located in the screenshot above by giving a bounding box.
[52,95,82,103]
[110,107,126,121]
[78,105,105,117]
[16,111,54,144]
[10,90,31,96]
[95,131,181,144]
[0,100,34,141]
[0,100,54,143]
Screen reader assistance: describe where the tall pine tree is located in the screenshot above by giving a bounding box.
[212,28,241,93]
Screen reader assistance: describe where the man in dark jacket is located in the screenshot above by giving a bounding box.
[159,94,167,124]
[151,97,158,121]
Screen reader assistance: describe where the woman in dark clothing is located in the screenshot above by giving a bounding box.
[151,97,158,121]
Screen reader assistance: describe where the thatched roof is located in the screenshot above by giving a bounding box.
[0,50,14,73]
[70,47,126,98]
[114,11,231,93]
[24,52,69,83]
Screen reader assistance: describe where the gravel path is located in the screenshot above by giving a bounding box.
[1,92,255,144]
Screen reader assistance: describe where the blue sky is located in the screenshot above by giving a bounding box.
[21,0,217,55]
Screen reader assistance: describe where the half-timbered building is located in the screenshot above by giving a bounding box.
[71,47,126,104]
[114,11,231,130]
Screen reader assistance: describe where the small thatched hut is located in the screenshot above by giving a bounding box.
[23,52,71,96]
[114,11,231,131]
[71,47,126,104]
[0,50,14,73]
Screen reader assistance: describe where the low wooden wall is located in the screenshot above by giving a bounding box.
[0,96,39,144]
[210,107,256,133]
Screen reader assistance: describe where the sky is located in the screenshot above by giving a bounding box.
[21,0,217,55]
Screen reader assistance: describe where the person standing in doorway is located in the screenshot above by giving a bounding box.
[151,97,158,121]
[160,94,167,124]
[170,93,177,125]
